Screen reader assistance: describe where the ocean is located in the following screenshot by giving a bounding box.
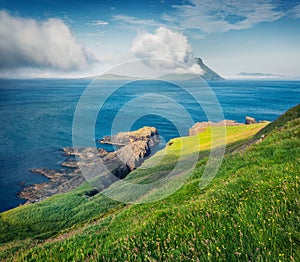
[0,78,299,212]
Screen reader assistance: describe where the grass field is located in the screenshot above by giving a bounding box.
[0,105,299,261]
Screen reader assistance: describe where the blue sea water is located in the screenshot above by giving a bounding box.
[0,78,299,212]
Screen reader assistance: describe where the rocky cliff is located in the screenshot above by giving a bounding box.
[188,116,262,136]
[194,57,224,81]
[19,127,159,203]
[188,120,241,136]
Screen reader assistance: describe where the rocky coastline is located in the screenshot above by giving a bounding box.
[18,118,260,204]
[188,116,260,136]
[18,127,159,204]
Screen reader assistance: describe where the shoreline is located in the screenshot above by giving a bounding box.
[15,117,261,208]
[17,127,160,204]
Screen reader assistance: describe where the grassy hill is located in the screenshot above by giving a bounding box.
[0,104,299,261]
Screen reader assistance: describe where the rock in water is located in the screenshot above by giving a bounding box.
[245,116,256,124]
[18,168,85,203]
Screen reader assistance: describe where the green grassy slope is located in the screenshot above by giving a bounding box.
[1,104,299,261]
[0,124,266,246]
[0,124,266,245]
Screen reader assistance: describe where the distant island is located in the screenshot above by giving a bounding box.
[92,57,224,82]
[158,58,224,81]
[238,72,286,78]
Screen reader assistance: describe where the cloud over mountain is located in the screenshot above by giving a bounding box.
[0,10,95,71]
[130,27,193,65]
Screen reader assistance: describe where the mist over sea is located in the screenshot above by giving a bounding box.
[0,78,299,212]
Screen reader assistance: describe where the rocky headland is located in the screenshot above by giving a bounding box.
[188,116,260,136]
[99,126,159,146]
[189,119,242,136]
[19,127,159,204]
[18,119,262,204]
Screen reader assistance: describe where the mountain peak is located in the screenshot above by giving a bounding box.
[193,57,224,81]
[158,58,225,81]
[194,57,204,65]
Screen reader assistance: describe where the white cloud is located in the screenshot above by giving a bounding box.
[165,0,283,33]
[290,4,300,19]
[189,63,204,75]
[0,10,96,71]
[112,1,284,37]
[130,27,193,65]
[89,20,109,25]
[130,27,207,75]
[113,15,162,28]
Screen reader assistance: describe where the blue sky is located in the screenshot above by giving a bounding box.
[0,0,300,78]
